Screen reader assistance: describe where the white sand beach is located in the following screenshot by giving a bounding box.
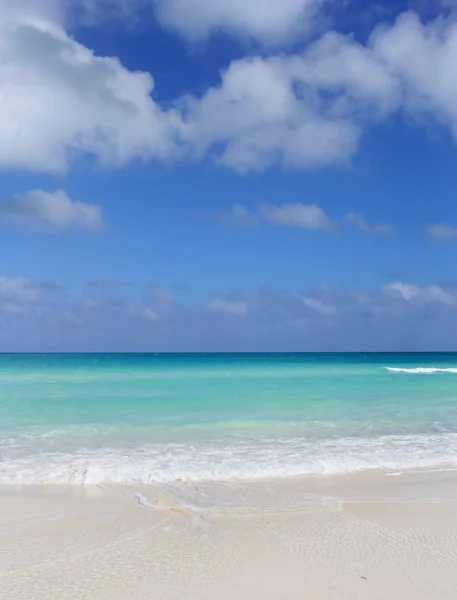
[1,471,457,599]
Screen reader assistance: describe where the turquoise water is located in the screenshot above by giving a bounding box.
[1,353,457,484]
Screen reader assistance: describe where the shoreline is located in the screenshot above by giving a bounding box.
[2,471,457,599]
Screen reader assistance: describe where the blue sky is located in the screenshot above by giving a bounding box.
[1,0,457,351]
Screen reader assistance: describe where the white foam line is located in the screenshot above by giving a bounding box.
[385,367,457,374]
[2,432,456,485]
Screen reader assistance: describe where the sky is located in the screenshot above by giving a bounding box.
[1,0,457,351]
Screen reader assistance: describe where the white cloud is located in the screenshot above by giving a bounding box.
[3,7,457,178]
[370,11,457,138]
[383,282,420,301]
[345,212,395,235]
[73,0,145,23]
[428,224,457,240]
[0,277,40,314]
[0,278,39,303]
[0,190,104,232]
[209,297,249,316]
[422,285,455,305]
[181,55,360,172]
[261,203,333,230]
[303,296,337,315]
[177,24,402,172]
[154,0,323,44]
[383,282,454,305]
[0,0,63,26]
[288,30,401,116]
[3,277,457,351]
[211,203,393,234]
[0,12,183,174]
[80,282,178,325]
[180,11,457,173]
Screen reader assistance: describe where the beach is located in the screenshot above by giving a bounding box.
[3,0,457,595]
[1,471,457,599]
[1,353,457,598]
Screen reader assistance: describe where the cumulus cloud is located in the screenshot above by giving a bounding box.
[0,190,104,232]
[72,0,146,23]
[3,6,457,176]
[179,11,457,172]
[0,0,64,26]
[428,224,457,240]
[0,2,362,175]
[370,11,457,139]
[208,297,249,316]
[345,212,396,235]
[180,55,360,172]
[262,203,333,230]
[154,0,324,44]
[0,9,183,174]
[176,22,404,172]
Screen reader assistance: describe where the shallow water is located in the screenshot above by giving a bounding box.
[1,352,457,484]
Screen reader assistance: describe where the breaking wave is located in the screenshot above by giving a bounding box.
[385,367,457,374]
[1,433,456,485]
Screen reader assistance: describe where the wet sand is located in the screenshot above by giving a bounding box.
[1,471,457,599]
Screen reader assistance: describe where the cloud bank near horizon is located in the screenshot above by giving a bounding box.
[1,276,456,352]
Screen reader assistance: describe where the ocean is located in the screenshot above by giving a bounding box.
[1,352,457,485]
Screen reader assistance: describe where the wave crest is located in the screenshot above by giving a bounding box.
[1,433,456,485]
[385,367,457,374]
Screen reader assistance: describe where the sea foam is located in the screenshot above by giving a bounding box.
[385,367,457,374]
[1,433,456,485]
